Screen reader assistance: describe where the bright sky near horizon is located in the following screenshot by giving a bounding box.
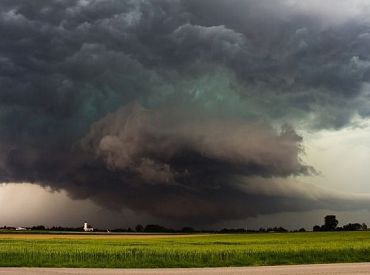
[2,122,370,229]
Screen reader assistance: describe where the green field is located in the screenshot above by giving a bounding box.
[1,232,370,268]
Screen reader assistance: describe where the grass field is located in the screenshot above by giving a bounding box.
[1,231,370,268]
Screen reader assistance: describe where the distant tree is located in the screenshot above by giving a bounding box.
[362,223,368,231]
[324,215,338,231]
[299,228,306,232]
[275,227,288,233]
[111,228,128,232]
[144,224,168,233]
[220,228,246,233]
[313,225,321,232]
[181,227,195,233]
[343,223,363,231]
[320,225,329,231]
[135,224,144,232]
[31,225,46,230]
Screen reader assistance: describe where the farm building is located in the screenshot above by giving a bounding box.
[83,222,94,232]
[15,227,27,231]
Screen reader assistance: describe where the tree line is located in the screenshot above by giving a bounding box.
[313,215,367,232]
[0,224,294,233]
[1,215,367,233]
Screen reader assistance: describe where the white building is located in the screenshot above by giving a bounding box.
[83,222,94,232]
[15,227,27,231]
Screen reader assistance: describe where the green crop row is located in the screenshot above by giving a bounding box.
[0,232,370,268]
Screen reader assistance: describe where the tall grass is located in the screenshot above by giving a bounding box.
[0,232,370,268]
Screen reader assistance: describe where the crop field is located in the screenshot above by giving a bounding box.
[0,231,370,268]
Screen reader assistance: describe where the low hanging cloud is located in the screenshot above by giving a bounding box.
[83,103,310,181]
[1,0,370,224]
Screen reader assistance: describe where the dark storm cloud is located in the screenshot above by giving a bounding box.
[82,104,309,179]
[1,0,370,224]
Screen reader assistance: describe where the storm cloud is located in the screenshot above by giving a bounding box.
[1,0,370,224]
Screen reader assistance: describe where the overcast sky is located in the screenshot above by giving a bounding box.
[1,0,370,229]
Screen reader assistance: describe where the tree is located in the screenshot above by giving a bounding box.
[313,225,321,232]
[31,225,46,230]
[144,224,168,232]
[181,227,195,233]
[362,223,368,231]
[343,223,363,231]
[324,215,338,231]
[135,224,144,232]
